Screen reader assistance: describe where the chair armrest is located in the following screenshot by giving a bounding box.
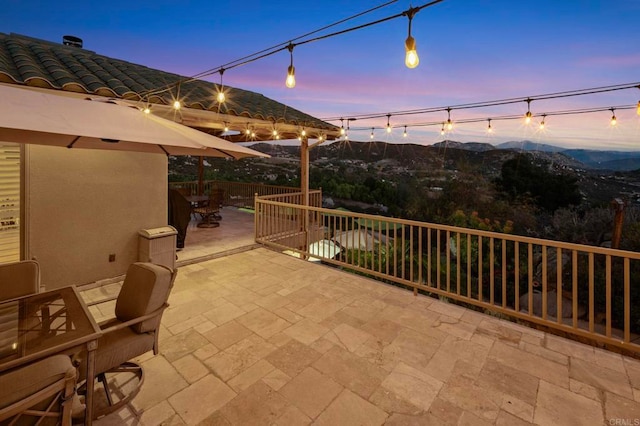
[98,304,168,333]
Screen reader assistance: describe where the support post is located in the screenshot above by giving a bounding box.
[197,156,204,196]
[611,198,625,249]
[300,137,309,256]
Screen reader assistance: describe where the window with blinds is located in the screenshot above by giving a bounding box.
[0,143,20,263]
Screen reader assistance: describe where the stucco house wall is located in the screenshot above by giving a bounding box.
[25,144,167,289]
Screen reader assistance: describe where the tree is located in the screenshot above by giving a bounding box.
[496,154,581,212]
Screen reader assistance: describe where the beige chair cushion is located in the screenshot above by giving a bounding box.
[0,260,39,301]
[0,354,75,408]
[115,263,173,333]
[92,326,155,379]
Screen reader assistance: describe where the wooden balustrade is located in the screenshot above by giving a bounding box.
[255,196,640,354]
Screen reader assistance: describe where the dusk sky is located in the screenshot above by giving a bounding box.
[4,0,640,150]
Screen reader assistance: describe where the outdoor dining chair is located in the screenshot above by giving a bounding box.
[0,354,78,425]
[193,188,225,228]
[77,262,176,420]
[0,260,40,302]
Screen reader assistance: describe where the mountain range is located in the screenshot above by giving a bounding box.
[431,140,640,171]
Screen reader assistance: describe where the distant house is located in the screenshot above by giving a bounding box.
[0,32,336,289]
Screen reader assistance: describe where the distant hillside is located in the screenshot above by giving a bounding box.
[432,140,495,152]
[496,141,565,152]
[561,149,640,171]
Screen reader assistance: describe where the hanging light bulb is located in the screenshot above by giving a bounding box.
[539,114,546,130]
[524,99,532,124]
[404,8,419,69]
[216,68,226,103]
[487,119,493,133]
[340,118,345,136]
[370,128,375,139]
[403,126,408,137]
[224,122,229,132]
[636,100,640,116]
[285,43,296,89]
[345,122,350,140]
[245,126,251,136]
[318,135,324,142]
[272,129,278,139]
[446,108,453,130]
[301,128,307,137]
[386,114,392,133]
[610,108,617,126]
[440,123,445,135]
[251,131,256,138]
[276,134,281,140]
[173,82,182,110]
[143,105,151,114]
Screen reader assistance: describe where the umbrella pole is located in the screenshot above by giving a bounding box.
[198,156,204,195]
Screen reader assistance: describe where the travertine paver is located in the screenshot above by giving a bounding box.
[202,320,253,350]
[168,375,236,425]
[313,389,388,425]
[265,339,322,377]
[90,247,640,426]
[534,380,603,426]
[278,367,343,418]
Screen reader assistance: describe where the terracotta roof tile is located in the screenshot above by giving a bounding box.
[0,33,336,132]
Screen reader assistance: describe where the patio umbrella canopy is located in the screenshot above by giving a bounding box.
[0,84,268,159]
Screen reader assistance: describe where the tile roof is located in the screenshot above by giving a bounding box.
[0,33,337,133]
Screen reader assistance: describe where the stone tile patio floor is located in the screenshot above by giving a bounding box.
[82,247,640,426]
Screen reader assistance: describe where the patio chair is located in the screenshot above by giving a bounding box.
[193,189,225,228]
[0,354,78,425]
[77,262,177,419]
[0,260,40,301]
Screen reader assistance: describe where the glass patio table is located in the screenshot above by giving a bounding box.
[0,285,102,424]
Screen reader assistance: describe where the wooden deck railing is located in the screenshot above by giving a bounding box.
[169,180,309,208]
[255,195,640,354]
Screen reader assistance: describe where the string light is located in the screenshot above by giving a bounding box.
[440,123,445,135]
[140,1,446,102]
[370,128,375,139]
[301,128,307,137]
[143,105,151,114]
[272,129,278,139]
[446,108,453,130]
[403,126,408,137]
[173,83,181,110]
[345,121,350,140]
[525,98,532,124]
[539,114,546,130]
[386,114,392,133]
[487,119,493,133]
[216,68,226,103]
[340,118,346,136]
[637,100,640,116]
[610,108,617,126]
[404,8,419,69]
[224,122,229,132]
[285,43,296,89]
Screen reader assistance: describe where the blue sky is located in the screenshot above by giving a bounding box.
[4,0,640,149]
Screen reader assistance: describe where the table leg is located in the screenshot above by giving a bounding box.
[85,341,98,425]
